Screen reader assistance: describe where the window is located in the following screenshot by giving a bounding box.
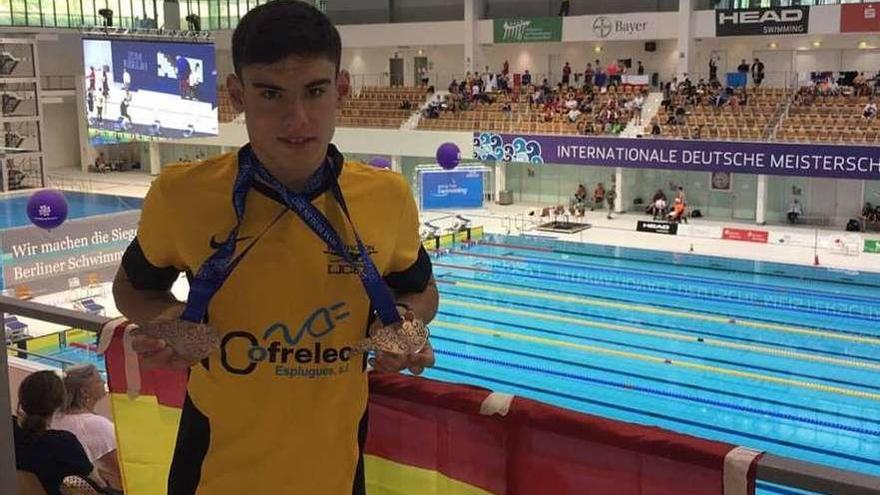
[25,0,41,25]
[0,0,12,25]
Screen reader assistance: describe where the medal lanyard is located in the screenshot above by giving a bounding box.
[181,145,401,328]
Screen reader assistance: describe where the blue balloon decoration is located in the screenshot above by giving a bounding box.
[27,189,68,230]
[436,142,461,170]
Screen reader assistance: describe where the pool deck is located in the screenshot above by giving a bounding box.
[31,167,880,274]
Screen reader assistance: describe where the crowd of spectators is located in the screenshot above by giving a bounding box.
[422,60,649,136]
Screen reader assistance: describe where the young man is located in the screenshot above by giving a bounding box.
[112,2,438,494]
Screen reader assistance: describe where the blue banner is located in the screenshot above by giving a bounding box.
[420,170,484,209]
[473,132,880,181]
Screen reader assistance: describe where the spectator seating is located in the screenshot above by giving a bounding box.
[336,86,422,128]
[419,85,647,135]
[777,94,880,144]
[652,87,786,141]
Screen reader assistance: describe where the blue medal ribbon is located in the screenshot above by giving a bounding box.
[181,144,401,328]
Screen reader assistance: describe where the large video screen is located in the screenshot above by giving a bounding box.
[83,38,218,146]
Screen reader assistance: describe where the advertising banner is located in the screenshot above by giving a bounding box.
[419,170,484,209]
[494,17,562,43]
[722,227,769,243]
[716,7,809,36]
[637,220,678,235]
[0,211,139,295]
[472,132,880,181]
[841,3,880,32]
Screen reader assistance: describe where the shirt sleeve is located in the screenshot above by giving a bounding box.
[383,179,432,293]
[83,415,117,461]
[136,175,183,270]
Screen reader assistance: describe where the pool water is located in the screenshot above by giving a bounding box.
[0,191,143,230]
[424,234,880,493]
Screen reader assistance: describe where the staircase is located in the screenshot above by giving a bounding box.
[620,91,663,138]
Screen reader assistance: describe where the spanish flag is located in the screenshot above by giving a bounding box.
[100,320,760,495]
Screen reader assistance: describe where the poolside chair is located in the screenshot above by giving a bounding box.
[75,298,105,315]
[5,314,29,343]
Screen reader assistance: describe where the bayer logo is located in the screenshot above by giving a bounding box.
[593,16,613,38]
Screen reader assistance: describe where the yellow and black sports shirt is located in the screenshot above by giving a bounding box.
[121,145,431,495]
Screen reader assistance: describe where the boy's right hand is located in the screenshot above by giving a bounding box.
[130,304,202,370]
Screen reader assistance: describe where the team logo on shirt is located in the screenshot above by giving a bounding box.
[324,244,378,276]
[220,301,357,378]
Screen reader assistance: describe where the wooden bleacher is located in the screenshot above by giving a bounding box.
[777,94,880,144]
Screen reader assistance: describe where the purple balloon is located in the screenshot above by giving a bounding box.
[27,189,68,230]
[436,142,460,170]
[369,156,391,169]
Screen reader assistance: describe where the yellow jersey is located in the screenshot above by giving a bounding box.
[124,145,429,494]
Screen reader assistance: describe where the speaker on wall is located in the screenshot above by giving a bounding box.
[645,41,657,52]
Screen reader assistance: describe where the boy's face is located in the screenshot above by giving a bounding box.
[227,56,348,178]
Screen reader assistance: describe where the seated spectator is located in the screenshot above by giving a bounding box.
[650,119,662,136]
[522,70,532,87]
[564,92,578,110]
[668,197,687,223]
[570,183,588,212]
[542,105,554,123]
[864,99,877,120]
[13,370,95,495]
[567,107,581,123]
[651,196,668,220]
[787,198,803,224]
[862,202,876,222]
[399,100,412,110]
[673,106,687,126]
[54,364,122,491]
[94,152,109,173]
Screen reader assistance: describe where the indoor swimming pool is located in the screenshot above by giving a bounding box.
[424,234,880,494]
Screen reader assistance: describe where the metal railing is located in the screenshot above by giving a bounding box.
[1,294,879,495]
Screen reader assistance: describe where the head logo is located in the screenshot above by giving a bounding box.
[718,9,803,25]
[593,17,613,38]
[220,302,355,376]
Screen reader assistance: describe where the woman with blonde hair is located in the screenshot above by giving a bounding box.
[53,363,122,491]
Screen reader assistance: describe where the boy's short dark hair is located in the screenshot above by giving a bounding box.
[232,0,341,79]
